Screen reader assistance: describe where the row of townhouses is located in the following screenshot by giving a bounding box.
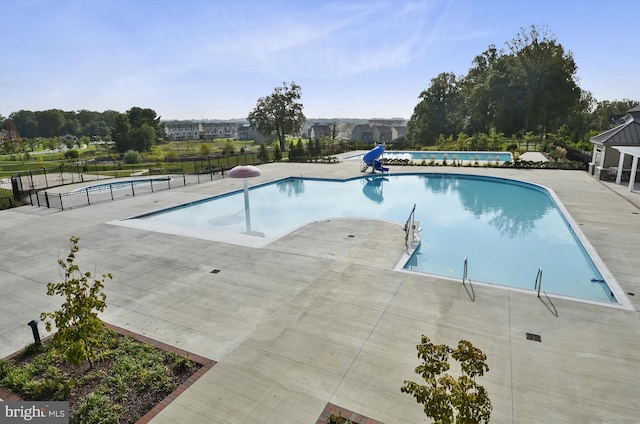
[163,120,407,143]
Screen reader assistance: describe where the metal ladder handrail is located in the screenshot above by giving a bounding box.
[404,203,421,250]
[534,267,543,297]
[462,256,468,285]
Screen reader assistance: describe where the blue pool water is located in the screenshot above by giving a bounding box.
[346,151,513,163]
[130,174,616,303]
[71,177,171,193]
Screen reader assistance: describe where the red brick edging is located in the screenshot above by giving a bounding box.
[316,402,384,424]
[0,322,216,424]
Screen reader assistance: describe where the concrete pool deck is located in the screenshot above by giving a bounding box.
[1,159,639,423]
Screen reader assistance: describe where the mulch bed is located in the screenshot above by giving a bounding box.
[0,323,215,424]
[316,402,384,424]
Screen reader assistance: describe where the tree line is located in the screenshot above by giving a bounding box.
[1,107,162,155]
[2,26,638,156]
[407,25,638,146]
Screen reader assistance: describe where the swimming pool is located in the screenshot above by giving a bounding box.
[346,150,513,164]
[123,174,617,303]
[70,177,172,193]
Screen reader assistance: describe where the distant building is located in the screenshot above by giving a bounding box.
[164,123,202,141]
[309,124,332,141]
[350,120,408,143]
[351,124,374,143]
[201,122,239,140]
[238,123,270,143]
[372,126,392,143]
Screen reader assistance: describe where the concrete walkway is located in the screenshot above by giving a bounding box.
[1,159,639,423]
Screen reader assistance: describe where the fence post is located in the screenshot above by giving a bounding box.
[86,188,90,206]
[110,184,114,201]
[150,179,154,193]
[59,193,64,211]
[131,181,135,197]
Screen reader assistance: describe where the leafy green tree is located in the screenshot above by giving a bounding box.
[401,336,492,424]
[408,72,462,146]
[505,25,581,136]
[64,149,80,159]
[131,123,157,152]
[461,46,500,135]
[37,109,66,137]
[126,107,161,135]
[9,110,38,139]
[200,142,212,157]
[258,143,269,162]
[40,236,111,367]
[589,99,639,131]
[111,113,131,153]
[273,142,282,161]
[248,81,306,152]
[222,140,235,154]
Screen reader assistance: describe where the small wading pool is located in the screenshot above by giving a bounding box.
[119,174,619,304]
[70,177,172,193]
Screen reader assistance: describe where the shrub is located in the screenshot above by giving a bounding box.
[64,149,79,159]
[123,150,141,164]
[401,336,492,424]
[40,236,111,368]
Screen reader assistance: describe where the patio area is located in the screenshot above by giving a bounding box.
[1,159,639,423]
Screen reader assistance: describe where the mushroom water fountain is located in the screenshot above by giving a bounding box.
[228,165,263,237]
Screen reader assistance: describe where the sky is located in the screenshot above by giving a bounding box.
[1,0,639,121]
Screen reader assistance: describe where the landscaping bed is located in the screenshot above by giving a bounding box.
[0,324,214,424]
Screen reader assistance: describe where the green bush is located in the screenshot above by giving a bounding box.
[64,149,79,159]
[123,150,141,164]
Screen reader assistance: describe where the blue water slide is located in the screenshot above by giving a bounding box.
[360,145,389,173]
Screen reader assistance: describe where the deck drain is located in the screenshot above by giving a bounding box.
[210,269,221,274]
[628,292,635,296]
[347,234,355,238]
[526,333,542,342]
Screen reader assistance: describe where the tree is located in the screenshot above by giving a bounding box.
[248,81,306,152]
[258,143,269,162]
[401,336,492,424]
[200,142,212,157]
[461,46,500,135]
[273,142,282,161]
[505,25,581,136]
[37,109,66,137]
[111,114,131,153]
[126,107,161,135]
[408,72,462,146]
[40,236,111,367]
[130,123,157,152]
[589,99,639,131]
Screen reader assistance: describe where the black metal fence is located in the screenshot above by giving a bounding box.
[26,174,218,210]
[11,153,262,196]
[14,152,266,211]
[0,196,14,209]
